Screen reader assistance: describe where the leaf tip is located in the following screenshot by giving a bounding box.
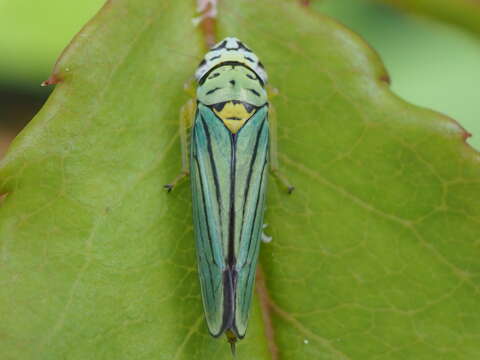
[441,114,478,155]
[447,116,474,144]
[379,73,391,85]
[40,74,61,87]
[0,192,8,207]
[463,130,472,141]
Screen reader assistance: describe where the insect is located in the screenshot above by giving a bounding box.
[165,37,293,354]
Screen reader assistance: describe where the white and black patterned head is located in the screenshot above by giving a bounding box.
[195,37,268,84]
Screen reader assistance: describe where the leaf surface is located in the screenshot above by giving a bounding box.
[1,0,479,359]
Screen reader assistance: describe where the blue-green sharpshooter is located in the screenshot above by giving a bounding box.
[165,37,293,353]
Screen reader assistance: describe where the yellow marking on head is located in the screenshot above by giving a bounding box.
[213,102,256,133]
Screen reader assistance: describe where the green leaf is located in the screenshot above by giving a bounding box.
[375,0,480,36]
[1,0,479,359]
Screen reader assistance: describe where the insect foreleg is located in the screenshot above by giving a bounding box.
[164,99,195,192]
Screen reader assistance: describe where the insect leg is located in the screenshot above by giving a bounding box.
[183,77,196,98]
[268,102,295,194]
[164,99,195,192]
[266,84,279,98]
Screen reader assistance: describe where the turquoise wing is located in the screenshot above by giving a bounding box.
[191,103,269,338]
[191,103,230,336]
[232,105,269,337]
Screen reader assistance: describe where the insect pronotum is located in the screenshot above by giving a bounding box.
[165,37,293,354]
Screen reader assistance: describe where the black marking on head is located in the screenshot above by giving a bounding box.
[248,88,261,97]
[208,72,220,79]
[210,40,227,51]
[247,72,264,87]
[206,87,221,95]
[238,42,253,52]
[209,54,221,61]
[211,100,258,112]
[198,59,206,67]
[199,61,255,85]
[227,117,242,121]
[244,56,255,63]
[243,103,255,113]
[229,80,236,86]
[212,102,227,111]
[258,61,265,69]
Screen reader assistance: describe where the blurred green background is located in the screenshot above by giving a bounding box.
[1,0,479,157]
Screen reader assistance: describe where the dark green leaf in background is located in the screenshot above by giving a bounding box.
[376,0,480,35]
[316,0,480,151]
[1,0,479,359]
[0,0,104,89]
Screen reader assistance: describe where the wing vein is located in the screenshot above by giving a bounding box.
[238,116,267,267]
[194,155,219,305]
[242,159,268,305]
[194,149,221,268]
[200,114,225,242]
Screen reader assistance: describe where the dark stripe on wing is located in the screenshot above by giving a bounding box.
[219,269,237,336]
[192,154,218,313]
[194,149,220,268]
[232,159,268,338]
[244,158,268,264]
[237,118,267,266]
[241,159,268,308]
[200,115,224,240]
[227,134,238,267]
